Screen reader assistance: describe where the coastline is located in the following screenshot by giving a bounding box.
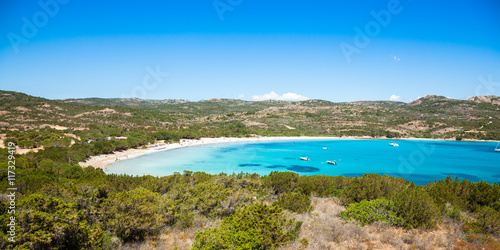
[79,136,330,170]
[79,136,497,170]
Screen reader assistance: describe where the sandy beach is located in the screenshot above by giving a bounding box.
[78,136,335,170]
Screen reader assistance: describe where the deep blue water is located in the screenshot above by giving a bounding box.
[106,139,500,185]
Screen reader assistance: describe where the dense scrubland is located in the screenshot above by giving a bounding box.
[1,159,499,249]
[1,90,500,249]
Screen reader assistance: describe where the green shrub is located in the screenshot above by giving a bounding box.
[475,206,500,235]
[192,203,302,249]
[297,175,338,196]
[13,194,105,249]
[341,174,407,205]
[394,186,439,229]
[340,198,404,226]
[101,187,166,242]
[274,192,311,213]
[63,164,84,179]
[263,171,299,195]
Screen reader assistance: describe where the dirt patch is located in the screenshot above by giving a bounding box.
[398,120,429,132]
[39,124,69,130]
[14,106,30,112]
[65,133,81,140]
[74,108,118,118]
[243,120,269,129]
[431,127,462,135]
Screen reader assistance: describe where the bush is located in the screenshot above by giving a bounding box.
[274,192,311,213]
[475,206,500,235]
[393,186,439,229]
[63,164,84,179]
[263,171,299,195]
[340,198,404,226]
[297,175,338,196]
[341,174,407,205]
[192,203,302,249]
[13,194,105,249]
[101,188,166,242]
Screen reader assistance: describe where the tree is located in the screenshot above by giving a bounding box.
[14,194,105,249]
[263,171,299,195]
[192,203,302,249]
[394,186,439,229]
[273,192,311,213]
[101,188,167,242]
[340,198,404,226]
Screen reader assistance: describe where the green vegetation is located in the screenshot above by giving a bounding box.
[273,192,312,213]
[192,203,302,249]
[1,91,500,248]
[1,156,499,249]
[340,198,403,226]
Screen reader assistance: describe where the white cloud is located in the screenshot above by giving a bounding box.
[389,95,401,101]
[237,94,245,99]
[393,55,401,61]
[252,91,309,101]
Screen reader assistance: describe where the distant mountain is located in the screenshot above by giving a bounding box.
[2,90,500,140]
[60,97,190,110]
[467,95,500,105]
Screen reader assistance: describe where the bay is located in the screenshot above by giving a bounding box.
[106,139,500,185]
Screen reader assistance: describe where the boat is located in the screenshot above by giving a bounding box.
[323,147,328,150]
[389,142,399,147]
[327,160,337,165]
[495,142,500,152]
[300,156,310,161]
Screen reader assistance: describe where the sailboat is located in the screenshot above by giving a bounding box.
[495,142,500,152]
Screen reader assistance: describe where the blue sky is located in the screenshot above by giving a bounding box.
[1,0,499,102]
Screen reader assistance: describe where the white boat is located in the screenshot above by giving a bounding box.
[323,147,328,150]
[389,142,399,147]
[327,160,337,165]
[495,142,500,152]
[300,157,310,161]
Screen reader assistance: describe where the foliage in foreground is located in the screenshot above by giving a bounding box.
[340,197,403,226]
[192,203,302,249]
[101,187,168,242]
[393,186,440,229]
[1,159,499,249]
[273,192,312,213]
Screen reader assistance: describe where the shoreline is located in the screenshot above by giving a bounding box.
[78,136,498,170]
[78,136,333,170]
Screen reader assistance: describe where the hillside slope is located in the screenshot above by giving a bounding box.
[2,90,500,140]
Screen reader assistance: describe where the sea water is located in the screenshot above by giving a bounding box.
[106,139,500,185]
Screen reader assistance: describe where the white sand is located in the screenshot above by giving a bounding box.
[78,136,334,170]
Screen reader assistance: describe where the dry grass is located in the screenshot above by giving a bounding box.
[281,197,500,250]
[119,196,500,250]
[120,215,221,250]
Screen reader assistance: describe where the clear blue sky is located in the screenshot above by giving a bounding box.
[1,0,499,102]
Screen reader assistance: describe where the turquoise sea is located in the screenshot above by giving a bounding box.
[106,139,500,185]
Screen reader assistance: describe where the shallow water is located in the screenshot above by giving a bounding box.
[106,139,500,185]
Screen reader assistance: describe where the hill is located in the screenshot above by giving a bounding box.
[2,90,500,141]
